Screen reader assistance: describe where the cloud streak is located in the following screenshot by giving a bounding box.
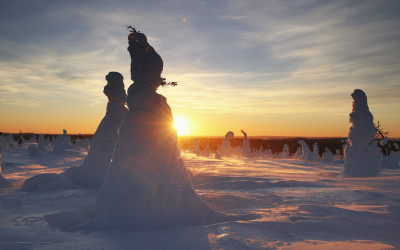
[0,0,399,136]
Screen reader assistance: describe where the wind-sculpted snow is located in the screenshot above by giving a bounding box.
[21,72,127,191]
[297,140,314,161]
[322,148,335,162]
[63,73,127,188]
[37,134,45,152]
[43,31,251,232]
[241,130,252,158]
[342,89,382,177]
[216,131,234,159]
[52,135,66,154]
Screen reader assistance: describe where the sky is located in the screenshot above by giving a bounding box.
[0,0,399,137]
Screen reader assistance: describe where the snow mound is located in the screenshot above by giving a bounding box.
[21,173,75,191]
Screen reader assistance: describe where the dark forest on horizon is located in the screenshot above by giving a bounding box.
[3,132,400,157]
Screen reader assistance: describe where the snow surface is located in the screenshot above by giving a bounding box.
[0,143,399,249]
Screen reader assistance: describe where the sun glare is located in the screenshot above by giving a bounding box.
[174,116,189,136]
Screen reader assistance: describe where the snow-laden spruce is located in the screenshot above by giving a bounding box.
[37,134,46,152]
[342,89,381,177]
[323,148,335,162]
[241,130,252,158]
[46,30,249,231]
[312,143,321,161]
[215,131,234,159]
[21,72,127,190]
[282,144,290,159]
[63,72,128,188]
[52,134,66,154]
[298,140,313,161]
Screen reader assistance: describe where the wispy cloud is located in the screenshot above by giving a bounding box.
[0,0,399,135]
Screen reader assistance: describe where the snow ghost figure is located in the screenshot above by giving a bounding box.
[205,142,211,156]
[37,134,45,152]
[241,130,252,158]
[322,148,334,162]
[282,144,290,159]
[52,134,65,154]
[86,29,238,230]
[342,89,381,177]
[28,135,36,143]
[264,148,272,158]
[65,135,72,148]
[216,131,234,158]
[294,147,303,159]
[45,29,243,231]
[0,153,13,189]
[297,140,313,161]
[194,140,212,157]
[312,142,321,161]
[192,139,201,155]
[63,72,128,188]
[22,72,128,191]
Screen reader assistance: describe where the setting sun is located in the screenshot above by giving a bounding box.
[174,116,189,135]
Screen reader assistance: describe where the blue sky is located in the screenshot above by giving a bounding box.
[1,0,399,136]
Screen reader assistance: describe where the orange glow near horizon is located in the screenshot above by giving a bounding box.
[2,113,400,138]
[0,103,103,135]
[2,104,400,138]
